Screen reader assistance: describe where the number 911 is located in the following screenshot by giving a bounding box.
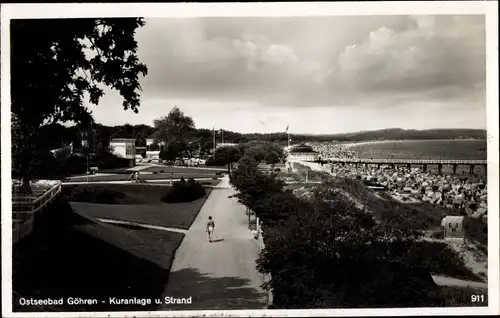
[471,294,484,302]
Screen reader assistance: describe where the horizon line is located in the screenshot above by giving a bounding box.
[58,122,487,136]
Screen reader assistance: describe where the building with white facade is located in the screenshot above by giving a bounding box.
[110,138,137,167]
[216,142,239,148]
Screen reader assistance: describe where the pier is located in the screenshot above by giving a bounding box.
[322,158,487,175]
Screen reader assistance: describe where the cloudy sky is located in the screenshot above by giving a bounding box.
[88,15,486,134]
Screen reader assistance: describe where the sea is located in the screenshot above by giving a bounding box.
[348,139,487,161]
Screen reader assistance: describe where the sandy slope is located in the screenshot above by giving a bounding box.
[160,176,268,310]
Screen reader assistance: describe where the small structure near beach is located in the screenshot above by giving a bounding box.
[441,215,465,244]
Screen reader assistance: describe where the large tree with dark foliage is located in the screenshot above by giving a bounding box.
[153,106,196,159]
[11,18,148,192]
[214,145,243,174]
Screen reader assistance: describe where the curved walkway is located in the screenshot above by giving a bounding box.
[160,176,268,310]
[97,218,187,234]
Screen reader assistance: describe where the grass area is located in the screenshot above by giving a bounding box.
[69,188,213,229]
[63,182,220,204]
[96,167,134,174]
[70,172,220,182]
[141,166,226,174]
[328,178,446,229]
[13,196,184,312]
[146,179,221,187]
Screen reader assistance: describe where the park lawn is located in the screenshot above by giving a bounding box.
[141,166,226,174]
[146,179,221,187]
[13,198,184,312]
[70,172,220,182]
[70,188,213,230]
[63,183,219,204]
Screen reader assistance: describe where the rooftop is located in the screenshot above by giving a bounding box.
[289,144,317,153]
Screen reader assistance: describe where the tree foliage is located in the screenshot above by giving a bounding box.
[227,142,449,308]
[152,106,195,159]
[240,140,284,164]
[11,18,148,189]
[214,145,242,173]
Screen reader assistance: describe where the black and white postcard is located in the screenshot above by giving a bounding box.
[1,2,499,317]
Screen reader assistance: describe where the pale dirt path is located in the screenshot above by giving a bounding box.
[160,176,268,310]
[432,275,488,289]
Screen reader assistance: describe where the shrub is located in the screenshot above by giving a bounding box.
[430,231,444,240]
[94,152,130,170]
[63,185,127,204]
[205,156,221,166]
[161,178,206,203]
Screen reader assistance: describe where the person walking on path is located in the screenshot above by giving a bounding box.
[206,216,215,242]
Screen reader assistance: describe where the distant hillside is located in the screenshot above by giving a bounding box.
[37,123,486,149]
[308,128,487,142]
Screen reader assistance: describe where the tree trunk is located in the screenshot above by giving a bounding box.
[227,162,231,174]
[248,208,251,229]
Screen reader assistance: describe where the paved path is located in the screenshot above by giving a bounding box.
[160,176,268,310]
[127,165,154,172]
[96,218,188,234]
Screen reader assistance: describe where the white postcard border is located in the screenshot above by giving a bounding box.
[1,1,498,317]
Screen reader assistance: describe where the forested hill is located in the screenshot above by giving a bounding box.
[39,123,486,150]
[305,128,487,142]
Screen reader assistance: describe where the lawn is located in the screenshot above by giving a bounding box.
[141,166,226,174]
[146,179,221,187]
[69,172,221,182]
[67,186,213,229]
[13,196,184,312]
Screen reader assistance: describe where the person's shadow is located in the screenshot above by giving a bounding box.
[211,238,224,243]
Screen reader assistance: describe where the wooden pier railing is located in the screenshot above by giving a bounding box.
[323,158,487,165]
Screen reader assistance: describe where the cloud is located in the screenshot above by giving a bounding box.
[88,15,486,132]
[335,15,485,96]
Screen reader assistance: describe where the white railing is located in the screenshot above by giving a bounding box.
[12,182,62,223]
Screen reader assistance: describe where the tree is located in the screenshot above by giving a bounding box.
[242,141,285,164]
[153,106,195,159]
[256,186,429,308]
[230,142,433,308]
[11,18,148,192]
[214,145,242,174]
[159,143,182,162]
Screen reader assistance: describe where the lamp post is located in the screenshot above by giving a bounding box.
[86,154,89,183]
[212,127,216,155]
